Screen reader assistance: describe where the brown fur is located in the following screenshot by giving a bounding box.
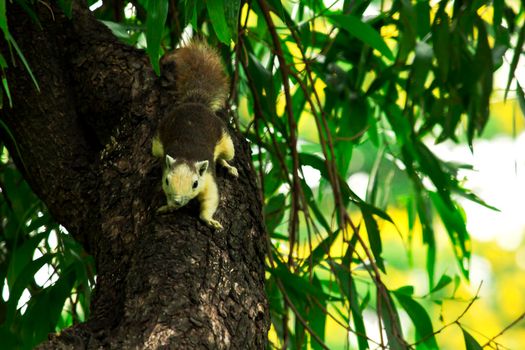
[160,41,229,111]
[155,42,236,229]
[157,103,224,169]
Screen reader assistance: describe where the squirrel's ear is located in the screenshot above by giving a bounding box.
[165,155,176,169]
[196,160,209,176]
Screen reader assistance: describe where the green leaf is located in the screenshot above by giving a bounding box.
[414,186,436,291]
[461,327,483,350]
[271,260,333,302]
[429,192,470,279]
[299,153,329,181]
[183,0,197,29]
[2,76,12,108]
[467,17,492,145]
[0,327,19,349]
[264,193,286,233]
[56,0,73,18]
[504,21,525,100]
[224,0,241,39]
[6,32,40,92]
[414,141,452,208]
[146,0,168,75]
[517,83,525,120]
[350,278,368,350]
[100,21,140,45]
[429,274,452,294]
[19,268,76,348]
[415,1,431,39]
[328,14,394,60]
[300,230,340,272]
[206,0,232,44]
[379,290,406,350]
[0,0,7,40]
[5,255,52,325]
[362,207,385,272]
[409,41,433,99]
[394,290,438,349]
[7,231,48,289]
[310,275,327,350]
[432,6,450,82]
[300,180,331,233]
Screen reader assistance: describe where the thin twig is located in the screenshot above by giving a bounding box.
[482,311,525,348]
[410,282,483,347]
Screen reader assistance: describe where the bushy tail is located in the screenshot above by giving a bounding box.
[160,41,229,111]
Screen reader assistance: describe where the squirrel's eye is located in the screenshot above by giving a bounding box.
[192,181,198,189]
[165,178,169,186]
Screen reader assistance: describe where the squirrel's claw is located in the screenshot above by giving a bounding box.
[228,166,239,178]
[157,205,174,214]
[203,218,223,231]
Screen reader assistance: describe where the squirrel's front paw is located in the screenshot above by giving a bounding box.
[157,205,172,214]
[202,218,223,231]
[228,166,239,178]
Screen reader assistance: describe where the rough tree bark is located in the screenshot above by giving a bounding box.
[1,2,269,349]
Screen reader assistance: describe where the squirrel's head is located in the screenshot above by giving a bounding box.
[162,155,209,208]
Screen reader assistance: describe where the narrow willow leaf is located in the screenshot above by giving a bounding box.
[461,327,483,350]
[429,274,452,294]
[146,0,168,75]
[361,208,385,272]
[56,0,73,18]
[101,21,133,43]
[300,180,331,233]
[517,83,525,119]
[0,0,7,39]
[467,17,492,146]
[429,192,470,279]
[0,119,27,171]
[0,328,18,349]
[6,33,40,91]
[432,5,450,81]
[264,0,289,23]
[340,94,369,144]
[300,230,340,272]
[504,22,525,100]
[452,186,500,212]
[415,187,436,288]
[271,262,330,302]
[414,141,452,208]
[2,76,12,107]
[394,290,438,349]
[6,255,52,325]
[310,275,327,350]
[350,278,368,350]
[328,14,394,60]
[206,0,231,44]
[379,290,406,350]
[409,41,433,99]
[299,153,329,181]
[7,231,48,288]
[183,0,197,29]
[264,193,286,233]
[328,261,350,299]
[356,200,396,225]
[415,1,431,39]
[20,268,76,348]
[224,0,240,39]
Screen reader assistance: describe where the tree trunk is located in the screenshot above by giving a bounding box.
[0,2,269,349]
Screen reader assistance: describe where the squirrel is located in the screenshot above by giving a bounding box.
[152,41,238,230]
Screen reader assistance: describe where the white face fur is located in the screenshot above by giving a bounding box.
[162,155,208,208]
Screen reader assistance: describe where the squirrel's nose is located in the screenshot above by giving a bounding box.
[174,198,182,206]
